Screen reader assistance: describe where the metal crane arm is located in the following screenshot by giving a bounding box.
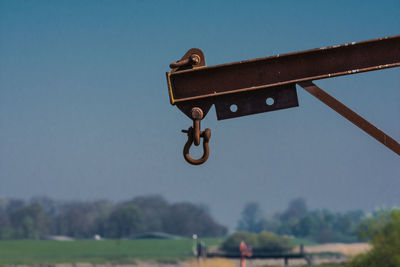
[166,35,400,164]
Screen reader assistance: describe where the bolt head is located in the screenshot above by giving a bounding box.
[191,54,201,64]
[191,107,203,120]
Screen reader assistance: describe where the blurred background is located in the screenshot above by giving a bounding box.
[0,0,399,265]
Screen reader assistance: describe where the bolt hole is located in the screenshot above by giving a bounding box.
[230,104,238,112]
[266,97,275,106]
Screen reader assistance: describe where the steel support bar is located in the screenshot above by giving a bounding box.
[168,35,400,104]
[298,81,400,156]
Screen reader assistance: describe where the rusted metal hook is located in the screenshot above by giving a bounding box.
[182,127,211,165]
[180,107,211,165]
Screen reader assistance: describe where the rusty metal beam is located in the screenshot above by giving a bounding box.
[299,81,400,156]
[168,35,400,105]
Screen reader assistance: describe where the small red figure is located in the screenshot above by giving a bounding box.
[239,241,252,267]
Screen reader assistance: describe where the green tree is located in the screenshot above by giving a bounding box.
[293,214,315,237]
[237,202,263,233]
[349,209,400,267]
[221,231,258,252]
[130,195,169,232]
[221,231,293,253]
[280,198,308,222]
[256,231,293,253]
[259,217,281,233]
[9,202,48,239]
[56,203,92,237]
[105,204,144,238]
[0,205,13,239]
[162,203,227,237]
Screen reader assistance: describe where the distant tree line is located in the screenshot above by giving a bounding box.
[237,198,365,243]
[0,195,227,239]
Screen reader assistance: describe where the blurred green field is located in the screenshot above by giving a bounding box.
[0,238,332,265]
[0,238,223,264]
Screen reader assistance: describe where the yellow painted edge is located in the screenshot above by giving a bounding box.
[166,72,175,105]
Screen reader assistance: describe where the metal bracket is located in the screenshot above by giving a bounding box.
[214,84,298,120]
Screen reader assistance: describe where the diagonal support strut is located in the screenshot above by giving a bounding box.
[298,81,400,156]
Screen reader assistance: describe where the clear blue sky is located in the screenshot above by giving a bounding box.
[0,0,399,229]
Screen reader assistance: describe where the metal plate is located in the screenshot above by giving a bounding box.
[214,84,298,120]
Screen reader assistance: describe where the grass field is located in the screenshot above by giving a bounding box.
[0,238,350,266]
[0,238,223,264]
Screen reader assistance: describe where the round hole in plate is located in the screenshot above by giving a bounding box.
[230,104,238,112]
[266,97,275,106]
